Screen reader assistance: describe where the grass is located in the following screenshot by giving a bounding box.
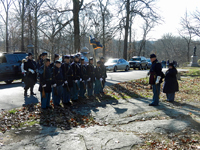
[8,109,17,114]
[180,67,200,76]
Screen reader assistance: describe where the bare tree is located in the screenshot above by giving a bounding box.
[0,0,13,52]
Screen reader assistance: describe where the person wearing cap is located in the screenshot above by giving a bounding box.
[71,55,81,101]
[100,57,107,94]
[148,54,163,106]
[87,57,95,98]
[79,57,88,98]
[50,54,59,68]
[94,61,103,95]
[163,63,179,102]
[24,53,37,96]
[51,60,64,107]
[61,55,73,106]
[37,52,47,69]
[38,58,52,109]
[70,55,74,64]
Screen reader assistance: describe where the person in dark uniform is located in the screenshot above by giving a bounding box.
[163,63,179,102]
[70,55,74,64]
[37,52,47,69]
[62,55,73,106]
[24,53,37,96]
[87,57,95,98]
[38,58,52,109]
[94,61,103,95]
[149,54,163,106]
[50,54,59,68]
[52,60,64,107]
[71,55,80,101]
[79,57,87,98]
[99,57,107,94]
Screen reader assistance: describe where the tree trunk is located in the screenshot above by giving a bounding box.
[123,0,130,60]
[34,2,38,59]
[73,0,80,53]
[21,0,25,52]
[102,13,106,57]
[6,6,9,53]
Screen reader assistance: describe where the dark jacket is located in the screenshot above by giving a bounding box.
[71,62,80,80]
[24,59,37,83]
[80,64,88,81]
[38,65,52,93]
[95,66,102,80]
[149,59,163,85]
[163,68,179,93]
[61,63,73,88]
[87,64,95,82]
[52,65,64,86]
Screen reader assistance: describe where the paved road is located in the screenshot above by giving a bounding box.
[0,68,187,110]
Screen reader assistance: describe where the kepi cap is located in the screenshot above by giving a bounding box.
[150,54,156,58]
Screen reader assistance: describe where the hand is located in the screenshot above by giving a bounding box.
[95,77,96,81]
[75,80,78,83]
[82,80,85,83]
[52,84,56,88]
[42,84,46,88]
[80,78,82,82]
[147,71,150,76]
[100,78,103,81]
[155,76,161,84]
[62,83,65,86]
[28,69,34,74]
[65,80,68,84]
[87,78,91,82]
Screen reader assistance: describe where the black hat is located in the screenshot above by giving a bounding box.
[54,54,59,58]
[168,63,174,67]
[64,55,70,59]
[42,52,48,56]
[100,57,104,60]
[45,58,50,62]
[97,60,101,64]
[55,60,61,64]
[28,53,32,56]
[89,57,93,60]
[74,55,79,58]
[81,57,85,60]
[150,54,156,58]
[70,55,74,59]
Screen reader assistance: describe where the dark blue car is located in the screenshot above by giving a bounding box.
[0,52,27,84]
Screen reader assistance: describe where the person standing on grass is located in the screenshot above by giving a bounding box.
[163,63,179,102]
[94,61,103,96]
[149,54,163,106]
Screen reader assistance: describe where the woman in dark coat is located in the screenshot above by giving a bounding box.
[163,63,179,102]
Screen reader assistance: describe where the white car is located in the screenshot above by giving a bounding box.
[105,58,130,72]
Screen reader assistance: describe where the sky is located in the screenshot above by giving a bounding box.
[146,0,200,40]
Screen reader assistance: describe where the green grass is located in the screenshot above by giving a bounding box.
[8,109,17,114]
[180,67,200,76]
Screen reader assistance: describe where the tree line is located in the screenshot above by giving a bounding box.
[0,0,200,65]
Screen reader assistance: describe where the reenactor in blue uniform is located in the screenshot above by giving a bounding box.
[70,55,74,64]
[24,53,37,96]
[94,61,103,95]
[87,57,95,98]
[149,54,163,106]
[62,55,73,106]
[71,55,80,101]
[37,52,47,69]
[50,54,59,68]
[79,57,87,98]
[100,57,107,94]
[52,60,64,107]
[38,58,52,109]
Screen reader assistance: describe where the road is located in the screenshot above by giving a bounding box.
[0,68,187,110]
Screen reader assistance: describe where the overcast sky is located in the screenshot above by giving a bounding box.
[146,0,200,40]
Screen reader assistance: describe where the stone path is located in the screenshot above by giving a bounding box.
[1,97,200,150]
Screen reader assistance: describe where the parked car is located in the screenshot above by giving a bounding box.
[105,58,130,72]
[0,52,27,84]
[129,56,148,70]
[146,58,152,69]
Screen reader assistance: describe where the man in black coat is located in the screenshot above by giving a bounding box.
[149,54,163,106]
[100,57,107,94]
[38,58,52,109]
[24,53,37,96]
[87,57,95,98]
[61,55,73,106]
[50,54,59,68]
[94,61,103,95]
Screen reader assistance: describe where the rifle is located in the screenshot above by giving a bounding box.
[53,64,58,96]
[42,61,46,98]
[75,63,79,91]
[81,65,86,90]
[64,63,70,92]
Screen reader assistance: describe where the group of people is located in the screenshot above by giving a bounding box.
[22,52,107,109]
[148,54,179,106]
